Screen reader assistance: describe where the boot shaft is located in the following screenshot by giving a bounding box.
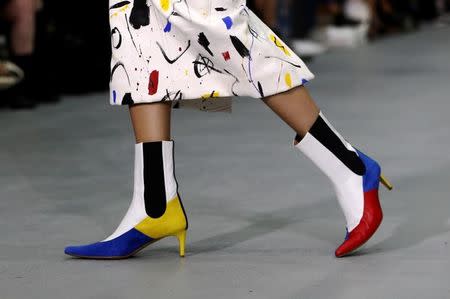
[134,141,179,218]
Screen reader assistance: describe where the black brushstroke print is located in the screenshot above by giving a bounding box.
[198,32,214,56]
[172,0,191,20]
[240,62,250,81]
[248,25,260,39]
[110,62,131,85]
[125,14,142,56]
[257,81,264,98]
[111,27,122,49]
[156,40,191,64]
[122,93,134,105]
[265,56,302,68]
[215,7,227,11]
[223,69,240,96]
[110,1,131,9]
[270,35,290,55]
[203,90,217,100]
[130,0,150,29]
[161,90,183,101]
[193,55,223,78]
[230,35,250,58]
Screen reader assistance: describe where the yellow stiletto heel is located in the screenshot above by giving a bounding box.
[380,174,393,191]
[175,230,187,257]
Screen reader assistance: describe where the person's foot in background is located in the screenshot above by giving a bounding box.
[7,54,37,109]
[292,39,327,60]
[311,0,370,48]
[334,12,362,27]
[0,60,23,89]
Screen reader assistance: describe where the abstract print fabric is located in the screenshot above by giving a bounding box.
[109,0,315,109]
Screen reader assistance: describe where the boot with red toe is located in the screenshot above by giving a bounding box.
[294,111,393,257]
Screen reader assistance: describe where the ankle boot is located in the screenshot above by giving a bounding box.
[294,112,392,257]
[65,140,188,259]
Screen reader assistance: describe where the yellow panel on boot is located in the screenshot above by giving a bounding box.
[134,195,187,239]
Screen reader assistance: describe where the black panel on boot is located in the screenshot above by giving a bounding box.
[143,142,167,218]
[308,116,366,176]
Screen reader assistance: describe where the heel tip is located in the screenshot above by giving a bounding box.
[380,175,394,191]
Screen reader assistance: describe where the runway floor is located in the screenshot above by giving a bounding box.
[1,26,450,299]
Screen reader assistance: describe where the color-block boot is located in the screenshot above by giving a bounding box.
[294,112,393,257]
[65,141,188,259]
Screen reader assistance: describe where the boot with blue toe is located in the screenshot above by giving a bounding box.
[65,140,188,259]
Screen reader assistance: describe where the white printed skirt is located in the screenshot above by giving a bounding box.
[109,0,315,112]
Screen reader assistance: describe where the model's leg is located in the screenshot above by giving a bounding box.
[262,86,392,257]
[65,102,188,259]
[262,86,320,138]
[4,0,38,108]
[129,102,172,143]
[6,0,36,55]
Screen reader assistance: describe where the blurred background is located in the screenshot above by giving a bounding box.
[0,0,449,110]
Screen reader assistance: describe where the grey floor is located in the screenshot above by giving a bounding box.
[1,26,450,299]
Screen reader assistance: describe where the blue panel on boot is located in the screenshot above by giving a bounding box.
[65,228,153,258]
[356,150,381,192]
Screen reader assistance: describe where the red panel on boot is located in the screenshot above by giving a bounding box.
[335,189,383,257]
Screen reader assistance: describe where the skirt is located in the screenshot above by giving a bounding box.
[109,0,315,112]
